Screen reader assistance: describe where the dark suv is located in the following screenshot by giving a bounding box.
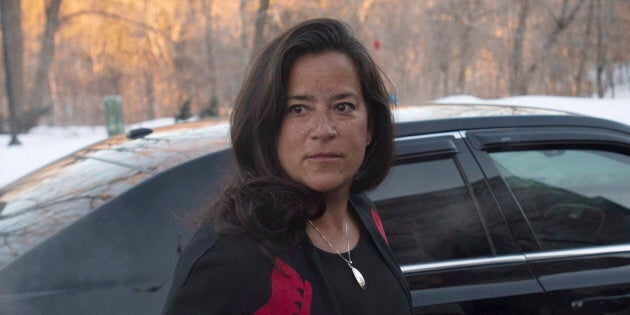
[1,104,629,314]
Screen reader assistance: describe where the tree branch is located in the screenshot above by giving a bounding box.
[59,10,172,43]
[540,0,560,25]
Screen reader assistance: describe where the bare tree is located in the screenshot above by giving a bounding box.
[508,0,529,95]
[453,0,486,94]
[519,0,585,94]
[574,0,594,96]
[0,0,23,145]
[29,0,63,120]
[202,0,217,106]
[595,0,606,98]
[252,0,270,54]
[239,0,250,62]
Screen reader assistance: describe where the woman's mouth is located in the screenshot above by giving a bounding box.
[306,153,342,161]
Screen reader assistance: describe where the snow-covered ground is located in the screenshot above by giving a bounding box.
[433,95,630,124]
[0,118,179,189]
[0,95,628,189]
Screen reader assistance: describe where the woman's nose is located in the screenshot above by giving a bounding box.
[310,112,337,140]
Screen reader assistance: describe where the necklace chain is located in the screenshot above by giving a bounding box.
[308,211,352,266]
[308,210,367,290]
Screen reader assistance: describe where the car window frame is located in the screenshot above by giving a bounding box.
[378,133,498,264]
[466,126,630,254]
[372,131,543,309]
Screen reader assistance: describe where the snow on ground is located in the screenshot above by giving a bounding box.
[1,96,628,189]
[0,118,179,189]
[433,95,630,125]
[0,126,107,189]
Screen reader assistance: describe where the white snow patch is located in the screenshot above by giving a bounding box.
[433,95,630,124]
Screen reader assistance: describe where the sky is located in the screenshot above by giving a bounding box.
[0,95,628,189]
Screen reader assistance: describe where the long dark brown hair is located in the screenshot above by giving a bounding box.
[209,18,394,251]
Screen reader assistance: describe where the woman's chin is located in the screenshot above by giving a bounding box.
[304,180,352,198]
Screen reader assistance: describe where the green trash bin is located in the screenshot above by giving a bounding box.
[103,95,124,136]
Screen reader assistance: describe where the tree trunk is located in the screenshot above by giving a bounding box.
[508,0,529,95]
[440,63,450,96]
[202,0,217,105]
[0,0,23,145]
[239,0,249,62]
[144,71,155,120]
[595,0,605,98]
[252,0,270,54]
[606,65,614,98]
[457,24,473,93]
[519,0,585,94]
[29,0,62,113]
[575,0,594,96]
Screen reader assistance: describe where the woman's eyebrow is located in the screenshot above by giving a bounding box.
[330,92,358,101]
[286,92,358,101]
[286,94,312,101]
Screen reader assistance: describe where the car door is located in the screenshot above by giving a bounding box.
[467,125,630,314]
[368,132,550,314]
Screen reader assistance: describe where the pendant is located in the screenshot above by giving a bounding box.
[349,264,367,290]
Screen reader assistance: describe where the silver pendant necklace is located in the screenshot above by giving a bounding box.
[308,212,367,290]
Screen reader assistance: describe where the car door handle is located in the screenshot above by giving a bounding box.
[571,292,630,310]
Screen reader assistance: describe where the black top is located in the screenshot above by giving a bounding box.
[162,193,412,315]
[315,224,411,315]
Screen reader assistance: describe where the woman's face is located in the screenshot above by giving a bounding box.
[277,51,371,198]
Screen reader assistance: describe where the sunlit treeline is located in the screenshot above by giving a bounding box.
[1,0,628,127]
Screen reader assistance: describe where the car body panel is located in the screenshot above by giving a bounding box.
[0,149,235,314]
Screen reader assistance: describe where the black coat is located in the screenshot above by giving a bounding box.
[162,193,412,314]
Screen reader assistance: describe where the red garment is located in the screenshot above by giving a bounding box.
[254,258,312,315]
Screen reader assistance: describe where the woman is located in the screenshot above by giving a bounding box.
[162,18,412,315]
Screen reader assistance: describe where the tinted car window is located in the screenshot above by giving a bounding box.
[489,149,630,251]
[369,157,492,265]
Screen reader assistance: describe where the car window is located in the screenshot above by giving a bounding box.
[369,157,493,265]
[489,149,630,251]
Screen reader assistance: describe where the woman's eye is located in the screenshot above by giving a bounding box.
[288,105,305,114]
[335,103,355,113]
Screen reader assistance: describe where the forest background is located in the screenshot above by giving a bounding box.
[0,0,628,136]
